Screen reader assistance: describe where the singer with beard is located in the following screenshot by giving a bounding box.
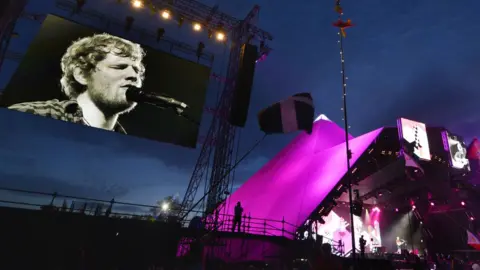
[7,33,146,133]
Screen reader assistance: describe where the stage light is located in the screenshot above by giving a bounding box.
[461,201,466,206]
[395,208,399,212]
[131,0,143,8]
[430,202,435,206]
[125,16,134,32]
[161,10,171,19]
[156,28,165,42]
[373,207,380,212]
[161,202,169,211]
[193,22,202,31]
[471,217,475,221]
[216,31,226,41]
[412,205,416,210]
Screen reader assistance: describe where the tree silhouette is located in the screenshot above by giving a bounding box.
[150,195,181,218]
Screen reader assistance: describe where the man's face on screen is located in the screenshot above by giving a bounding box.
[86,52,143,114]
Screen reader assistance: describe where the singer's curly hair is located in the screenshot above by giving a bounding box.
[60,33,146,98]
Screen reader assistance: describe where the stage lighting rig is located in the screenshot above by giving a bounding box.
[161,9,171,19]
[120,0,272,46]
[192,22,201,31]
[131,0,143,8]
[318,199,337,217]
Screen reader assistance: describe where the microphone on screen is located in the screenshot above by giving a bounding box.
[125,87,189,112]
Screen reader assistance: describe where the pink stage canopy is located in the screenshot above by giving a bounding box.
[218,115,384,238]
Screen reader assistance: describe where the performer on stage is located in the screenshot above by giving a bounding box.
[396,236,406,254]
[337,239,344,255]
[8,33,146,134]
[359,235,366,258]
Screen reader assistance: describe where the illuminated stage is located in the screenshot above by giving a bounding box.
[216,115,384,238]
[313,206,382,255]
[178,113,479,266]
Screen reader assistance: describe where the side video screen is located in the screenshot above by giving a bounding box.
[443,131,470,171]
[397,118,431,161]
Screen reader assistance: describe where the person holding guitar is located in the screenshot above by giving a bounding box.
[396,236,406,253]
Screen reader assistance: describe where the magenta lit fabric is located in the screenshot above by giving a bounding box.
[218,116,383,238]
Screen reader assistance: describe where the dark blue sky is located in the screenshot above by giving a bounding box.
[0,0,479,209]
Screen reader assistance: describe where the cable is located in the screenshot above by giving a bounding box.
[182,134,267,220]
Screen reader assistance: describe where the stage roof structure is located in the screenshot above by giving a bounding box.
[216,115,384,238]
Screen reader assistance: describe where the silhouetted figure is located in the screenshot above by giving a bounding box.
[359,235,366,258]
[232,202,243,232]
[337,239,344,255]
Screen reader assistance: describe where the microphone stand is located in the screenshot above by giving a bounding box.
[149,103,201,126]
[175,109,201,126]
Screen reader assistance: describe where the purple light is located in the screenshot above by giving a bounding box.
[372,207,380,212]
[461,201,466,206]
[430,202,434,206]
[216,117,384,238]
[395,208,399,212]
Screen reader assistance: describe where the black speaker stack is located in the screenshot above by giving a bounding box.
[228,43,258,127]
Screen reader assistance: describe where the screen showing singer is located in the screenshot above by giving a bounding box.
[8,33,143,134]
[0,15,210,148]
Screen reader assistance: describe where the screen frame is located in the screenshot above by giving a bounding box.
[397,117,431,161]
[442,130,471,171]
[0,14,212,149]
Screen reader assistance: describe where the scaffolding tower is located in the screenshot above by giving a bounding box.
[178,4,272,220]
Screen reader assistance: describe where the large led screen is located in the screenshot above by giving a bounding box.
[0,15,211,148]
[397,118,431,161]
[311,207,382,254]
[443,131,470,171]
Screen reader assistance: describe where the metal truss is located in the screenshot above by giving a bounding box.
[1,0,218,66]
[0,0,27,73]
[146,0,272,42]
[58,0,215,64]
[179,5,267,220]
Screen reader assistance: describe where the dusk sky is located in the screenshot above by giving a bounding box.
[0,0,479,212]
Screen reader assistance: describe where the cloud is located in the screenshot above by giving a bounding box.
[370,69,479,138]
[237,156,269,173]
[0,171,129,201]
